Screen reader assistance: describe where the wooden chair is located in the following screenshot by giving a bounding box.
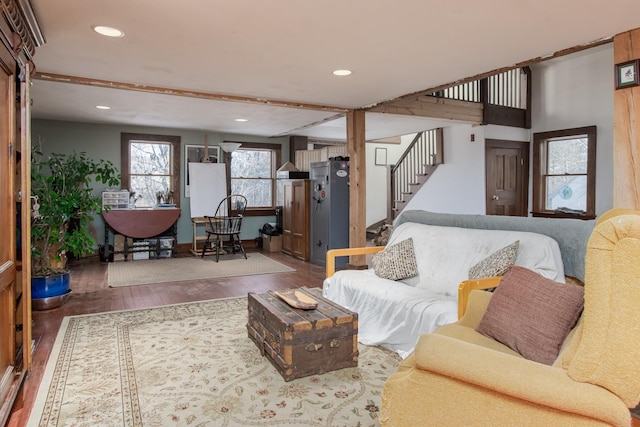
[201,194,248,262]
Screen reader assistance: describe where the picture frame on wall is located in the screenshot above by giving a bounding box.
[184,145,221,197]
[615,60,639,89]
[375,147,387,166]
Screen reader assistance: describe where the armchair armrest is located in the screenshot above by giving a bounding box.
[413,334,629,426]
[457,276,502,319]
[325,246,385,278]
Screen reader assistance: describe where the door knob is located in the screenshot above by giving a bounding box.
[491,195,499,200]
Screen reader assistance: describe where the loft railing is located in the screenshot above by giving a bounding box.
[430,68,527,112]
[431,80,481,102]
[387,128,443,221]
[487,68,524,108]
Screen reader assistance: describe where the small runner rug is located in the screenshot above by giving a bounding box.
[108,253,295,287]
[28,297,400,427]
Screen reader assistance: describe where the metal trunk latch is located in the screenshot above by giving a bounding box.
[305,343,323,352]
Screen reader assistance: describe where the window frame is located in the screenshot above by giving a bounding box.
[120,133,181,208]
[226,141,281,216]
[532,126,596,219]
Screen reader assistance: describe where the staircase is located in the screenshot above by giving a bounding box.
[379,67,529,225]
[387,128,443,222]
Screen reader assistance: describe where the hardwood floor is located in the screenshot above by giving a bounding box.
[7,247,326,426]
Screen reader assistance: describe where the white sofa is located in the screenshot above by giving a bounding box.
[322,210,595,358]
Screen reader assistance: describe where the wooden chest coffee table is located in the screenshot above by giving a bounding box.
[247,287,359,381]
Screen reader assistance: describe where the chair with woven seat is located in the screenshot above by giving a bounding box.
[201,194,248,262]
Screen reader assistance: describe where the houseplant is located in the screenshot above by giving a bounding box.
[31,146,120,308]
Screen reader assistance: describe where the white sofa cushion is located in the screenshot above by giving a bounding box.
[322,269,458,358]
[388,222,565,296]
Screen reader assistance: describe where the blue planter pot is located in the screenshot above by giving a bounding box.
[31,272,70,299]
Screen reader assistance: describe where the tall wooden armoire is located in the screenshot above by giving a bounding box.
[281,179,310,261]
[0,1,42,423]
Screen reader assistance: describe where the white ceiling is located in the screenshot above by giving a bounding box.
[28,0,640,141]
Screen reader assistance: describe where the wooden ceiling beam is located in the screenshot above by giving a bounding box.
[368,95,483,124]
[32,71,350,114]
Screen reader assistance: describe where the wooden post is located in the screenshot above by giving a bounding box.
[346,110,366,268]
[614,28,640,209]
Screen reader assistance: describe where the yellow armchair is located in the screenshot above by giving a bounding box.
[381,209,640,427]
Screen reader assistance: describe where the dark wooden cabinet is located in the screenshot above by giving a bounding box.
[281,179,309,261]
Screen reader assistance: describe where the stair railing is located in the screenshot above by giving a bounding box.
[387,128,443,222]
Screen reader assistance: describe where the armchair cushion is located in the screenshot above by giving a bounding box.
[372,238,418,281]
[403,333,630,427]
[476,266,584,365]
[468,240,519,279]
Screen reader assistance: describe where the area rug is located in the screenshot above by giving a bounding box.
[28,296,401,427]
[108,253,295,287]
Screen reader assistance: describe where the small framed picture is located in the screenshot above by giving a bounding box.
[615,60,639,89]
[375,147,387,166]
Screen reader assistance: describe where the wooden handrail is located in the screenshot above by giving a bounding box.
[457,276,502,319]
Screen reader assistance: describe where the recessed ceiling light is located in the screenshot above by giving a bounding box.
[234,118,248,122]
[93,26,124,38]
[95,105,111,110]
[333,69,352,76]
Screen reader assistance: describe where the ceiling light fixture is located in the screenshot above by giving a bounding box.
[333,69,352,76]
[234,118,248,122]
[95,105,111,110]
[93,26,124,38]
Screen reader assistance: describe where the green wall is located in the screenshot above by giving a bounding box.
[32,119,288,250]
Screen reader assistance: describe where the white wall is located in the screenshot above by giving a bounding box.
[365,136,414,225]
[530,43,614,216]
[402,43,615,217]
[404,124,487,214]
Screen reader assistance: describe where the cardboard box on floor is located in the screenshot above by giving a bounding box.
[262,234,282,252]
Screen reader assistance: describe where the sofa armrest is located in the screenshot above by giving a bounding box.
[412,333,629,426]
[325,246,385,278]
[457,276,502,319]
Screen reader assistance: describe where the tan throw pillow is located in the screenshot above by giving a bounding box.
[372,238,418,281]
[468,240,519,279]
[476,266,584,365]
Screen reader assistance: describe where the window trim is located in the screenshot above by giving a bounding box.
[225,141,281,216]
[532,126,596,219]
[120,133,181,208]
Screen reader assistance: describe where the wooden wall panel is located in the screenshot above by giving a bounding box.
[614,28,640,209]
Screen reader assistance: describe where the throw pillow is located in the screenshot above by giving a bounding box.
[468,240,520,280]
[372,238,418,281]
[476,266,584,365]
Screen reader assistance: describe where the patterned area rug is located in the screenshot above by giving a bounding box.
[28,297,401,427]
[108,253,295,287]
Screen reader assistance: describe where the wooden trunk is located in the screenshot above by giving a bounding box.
[247,287,358,381]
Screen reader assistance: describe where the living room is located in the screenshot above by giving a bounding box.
[4,1,640,426]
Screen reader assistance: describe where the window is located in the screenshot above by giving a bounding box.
[532,126,596,219]
[121,133,181,207]
[228,142,280,212]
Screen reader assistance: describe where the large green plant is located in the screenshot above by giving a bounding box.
[31,147,121,277]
